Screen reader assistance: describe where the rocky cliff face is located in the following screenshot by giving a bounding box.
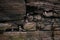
[0,0,60,40]
[0,0,26,21]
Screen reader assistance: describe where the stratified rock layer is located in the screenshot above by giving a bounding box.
[0,0,60,40]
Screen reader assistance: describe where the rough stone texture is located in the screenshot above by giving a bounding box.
[23,22,36,30]
[0,0,26,21]
[0,0,60,40]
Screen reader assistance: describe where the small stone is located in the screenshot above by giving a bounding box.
[23,22,36,30]
[34,15,42,21]
[43,12,53,17]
